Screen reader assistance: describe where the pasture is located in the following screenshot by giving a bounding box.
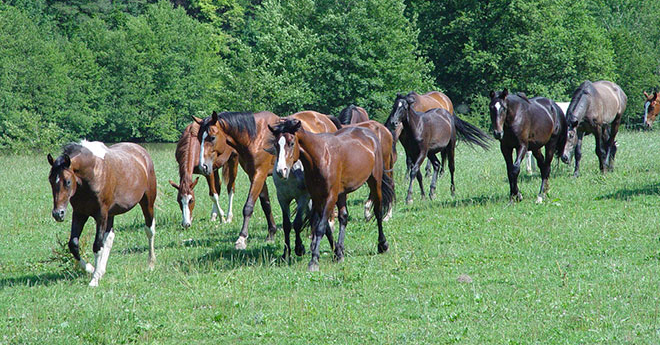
[1,130,659,343]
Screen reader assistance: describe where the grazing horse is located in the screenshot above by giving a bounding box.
[169,121,238,228]
[489,90,567,203]
[268,111,340,260]
[389,91,454,186]
[525,102,570,173]
[47,141,157,286]
[643,91,659,128]
[385,93,490,204]
[268,119,394,271]
[338,104,369,124]
[197,111,279,250]
[560,80,627,175]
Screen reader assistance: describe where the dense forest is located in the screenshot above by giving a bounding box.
[1,0,658,152]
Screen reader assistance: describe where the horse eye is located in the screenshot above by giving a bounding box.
[208,135,216,141]
[65,179,71,187]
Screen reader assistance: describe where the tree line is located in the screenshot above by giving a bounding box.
[1,0,658,152]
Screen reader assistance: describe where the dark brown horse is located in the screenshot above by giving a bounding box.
[489,90,567,203]
[386,93,490,204]
[643,91,659,128]
[47,141,157,286]
[338,104,369,124]
[269,111,340,260]
[267,119,394,271]
[169,121,239,228]
[561,80,627,175]
[197,111,279,250]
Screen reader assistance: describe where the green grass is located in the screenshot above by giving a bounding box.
[1,130,659,344]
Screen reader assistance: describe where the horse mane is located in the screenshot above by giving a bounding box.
[516,92,530,103]
[338,105,356,125]
[217,111,257,140]
[176,123,199,180]
[48,143,90,179]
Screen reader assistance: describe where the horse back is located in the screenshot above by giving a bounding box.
[419,91,454,114]
[103,143,156,213]
[290,111,340,133]
[593,81,627,122]
[333,127,381,192]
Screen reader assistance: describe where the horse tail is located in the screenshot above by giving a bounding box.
[453,114,491,150]
[554,103,568,158]
[338,105,355,125]
[326,115,343,130]
[380,170,395,218]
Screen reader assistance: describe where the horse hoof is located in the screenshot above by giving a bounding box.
[406,199,413,205]
[334,254,344,263]
[148,259,155,271]
[88,279,99,287]
[210,214,217,222]
[220,216,227,223]
[536,196,543,204]
[573,172,580,178]
[235,237,247,250]
[295,246,305,256]
[265,235,275,244]
[308,261,319,272]
[378,241,389,254]
[225,214,233,223]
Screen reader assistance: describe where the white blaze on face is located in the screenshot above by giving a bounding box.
[644,101,650,123]
[199,131,208,170]
[81,140,108,159]
[181,194,193,225]
[494,102,502,114]
[276,136,288,177]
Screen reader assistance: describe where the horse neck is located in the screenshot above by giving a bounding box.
[177,127,198,187]
[70,153,101,187]
[295,130,323,171]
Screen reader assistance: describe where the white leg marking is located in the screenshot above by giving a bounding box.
[210,193,225,222]
[79,259,94,273]
[89,231,115,287]
[526,152,533,174]
[235,235,247,250]
[144,219,156,269]
[364,199,373,221]
[226,191,234,223]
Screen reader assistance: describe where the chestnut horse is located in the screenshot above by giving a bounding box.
[197,111,279,250]
[47,141,157,286]
[169,121,239,227]
[643,91,659,128]
[560,80,627,175]
[489,90,567,203]
[338,104,369,124]
[267,111,340,260]
[386,93,489,204]
[268,119,394,271]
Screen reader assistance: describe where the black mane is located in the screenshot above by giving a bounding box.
[338,105,357,125]
[202,111,257,140]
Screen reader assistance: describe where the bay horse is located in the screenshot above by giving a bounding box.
[385,93,489,204]
[266,111,340,260]
[338,104,369,124]
[268,119,394,271]
[388,91,454,186]
[489,89,567,203]
[560,80,627,175]
[197,111,279,250]
[643,91,658,128]
[47,141,157,286]
[169,121,239,228]
[525,102,570,173]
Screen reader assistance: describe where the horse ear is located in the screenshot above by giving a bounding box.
[293,119,302,131]
[47,154,54,166]
[169,180,180,190]
[264,146,277,156]
[62,154,71,168]
[653,92,658,102]
[192,115,203,125]
[644,91,650,99]
[211,111,219,124]
[191,177,200,189]
[267,124,277,134]
[500,89,509,99]
[489,91,495,99]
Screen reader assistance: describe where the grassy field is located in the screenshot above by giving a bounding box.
[0,130,659,344]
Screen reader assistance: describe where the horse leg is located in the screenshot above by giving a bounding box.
[139,195,157,270]
[224,156,239,223]
[208,170,226,222]
[406,151,426,204]
[594,127,607,173]
[277,195,292,261]
[367,176,388,254]
[259,182,278,243]
[573,131,584,177]
[334,193,348,263]
[424,160,432,178]
[526,152,534,174]
[532,149,547,203]
[427,153,441,200]
[447,144,456,197]
[606,117,621,171]
[501,144,520,202]
[308,197,337,272]
[235,171,268,250]
[69,212,93,273]
[89,213,113,287]
[293,194,309,256]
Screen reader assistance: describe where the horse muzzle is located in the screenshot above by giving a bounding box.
[198,162,212,176]
[276,167,290,179]
[52,209,66,222]
[560,154,570,164]
[493,130,503,140]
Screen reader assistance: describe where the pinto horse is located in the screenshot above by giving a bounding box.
[489,90,567,203]
[169,121,238,227]
[386,93,489,204]
[197,111,279,250]
[560,80,627,175]
[268,119,394,271]
[338,104,369,124]
[643,91,659,128]
[267,111,340,260]
[47,141,157,286]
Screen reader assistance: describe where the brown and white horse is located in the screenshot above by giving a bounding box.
[197,111,280,250]
[643,91,659,128]
[268,119,394,271]
[169,121,238,228]
[47,141,157,286]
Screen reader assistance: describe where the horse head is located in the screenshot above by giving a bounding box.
[47,153,78,222]
[488,89,509,140]
[196,112,232,176]
[169,176,199,228]
[644,91,659,128]
[267,119,302,179]
[385,93,414,138]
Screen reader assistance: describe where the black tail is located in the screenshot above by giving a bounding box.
[454,115,491,150]
[326,115,343,130]
[553,103,568,158]
[380,171,395,218]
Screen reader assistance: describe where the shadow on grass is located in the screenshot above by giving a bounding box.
[397,193,508,210]
[0,270,80,289]
[175,242,283,273]
[597,182,660,200]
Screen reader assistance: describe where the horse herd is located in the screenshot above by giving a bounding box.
[47,80,632,286]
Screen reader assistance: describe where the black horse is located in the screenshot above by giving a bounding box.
[385,93,490,204]
[488,89,567,203]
